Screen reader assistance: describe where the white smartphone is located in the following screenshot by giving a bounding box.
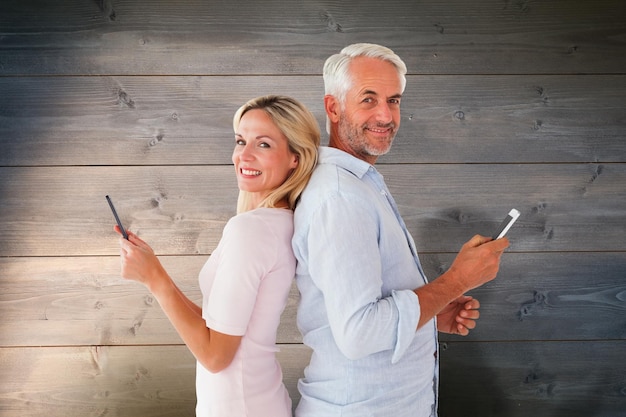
[492,209,520,240]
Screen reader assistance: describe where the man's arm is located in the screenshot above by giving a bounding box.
[302,189,424,362]
[414,234,509,330]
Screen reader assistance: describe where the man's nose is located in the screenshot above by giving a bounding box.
[376,102,393,123]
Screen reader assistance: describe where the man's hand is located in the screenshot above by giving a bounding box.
[437,295,480,336]
[447,235,509,292]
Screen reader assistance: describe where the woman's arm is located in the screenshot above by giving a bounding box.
[116,228,241,373]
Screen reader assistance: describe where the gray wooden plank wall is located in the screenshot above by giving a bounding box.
[1,1,625,416]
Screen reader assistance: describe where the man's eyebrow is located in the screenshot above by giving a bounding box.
[361,89,402,99]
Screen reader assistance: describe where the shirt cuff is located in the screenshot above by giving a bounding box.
[391,289,420,364]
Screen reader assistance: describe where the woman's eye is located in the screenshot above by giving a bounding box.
[235,138,245,145]
[259,142,271,148]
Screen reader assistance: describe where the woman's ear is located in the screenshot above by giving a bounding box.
[290,154,299,169]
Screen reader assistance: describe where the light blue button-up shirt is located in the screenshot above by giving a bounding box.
[292,147,439,417]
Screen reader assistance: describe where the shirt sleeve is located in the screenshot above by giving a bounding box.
[203,213,278,336]
[306,192,420,363]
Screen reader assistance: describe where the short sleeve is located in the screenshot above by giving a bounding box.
[203,213,278,336]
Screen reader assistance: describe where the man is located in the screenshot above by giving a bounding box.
[292,43,510,416]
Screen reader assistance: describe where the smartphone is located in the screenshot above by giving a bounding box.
[106,195,128,240]
[492,208,520,240]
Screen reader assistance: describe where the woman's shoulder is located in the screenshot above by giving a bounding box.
[227,208,293,236]
[221,208,293,263]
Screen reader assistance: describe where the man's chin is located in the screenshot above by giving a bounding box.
[366,139,394,156]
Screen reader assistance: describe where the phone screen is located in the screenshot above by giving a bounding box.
[492,209,520,240]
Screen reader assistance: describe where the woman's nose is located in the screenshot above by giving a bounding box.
[237,144,255,161]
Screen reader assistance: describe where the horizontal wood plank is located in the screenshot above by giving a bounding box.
[1,0,625,75]
[1,342,623,417]
[1,252,624,347]
[439,340,626,417]
[437,252,626,342]
[0,344,311,417]
[1,75,625,166]
[0,166,239,257]
[0,164,624,256]
[384,163,626,252]
[0,256,302,346]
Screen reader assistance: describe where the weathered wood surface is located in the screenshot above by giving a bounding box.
[439,341,626,417]
[1,0,625,415]
[1,253,624,347]
[0,344,311,417]
[0,341,623,417]
[1,0,625,75]
[1,75,625,166]
[0,164,624,256]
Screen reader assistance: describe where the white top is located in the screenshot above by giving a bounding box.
[196,208,295,417]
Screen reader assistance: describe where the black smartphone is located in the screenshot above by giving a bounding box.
[492,209,520,240]
[106,195,128,240]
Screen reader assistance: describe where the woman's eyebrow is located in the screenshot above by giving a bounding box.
[235,133,276,141]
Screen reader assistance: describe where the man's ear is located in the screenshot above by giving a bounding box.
[324,95,340,123]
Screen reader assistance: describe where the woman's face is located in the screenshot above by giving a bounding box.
[232,109,299,207]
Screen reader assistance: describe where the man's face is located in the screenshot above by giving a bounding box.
[334,56,403,164]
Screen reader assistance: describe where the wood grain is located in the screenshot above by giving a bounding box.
[1,342,623,417]
[1,0,625,415]
[0,344,311,417]
[0,164,624,256]
[439,341,626,417]
[1,0,625,75]
[1,75,625,166]
[1,253,624,347]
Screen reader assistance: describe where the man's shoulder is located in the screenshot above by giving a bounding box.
[302,159,367,203]
[317,146,371,178]
[295,147,375,220]
[305,147,369,191]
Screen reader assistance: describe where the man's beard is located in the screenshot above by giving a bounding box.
[338,114,397,159]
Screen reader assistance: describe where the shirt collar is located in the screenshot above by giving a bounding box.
[319,146,373,179]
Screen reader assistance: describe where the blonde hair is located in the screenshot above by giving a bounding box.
[233,95,320,213]
[323,43,407,133]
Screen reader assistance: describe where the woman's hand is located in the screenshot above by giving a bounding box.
[114,226,167,292]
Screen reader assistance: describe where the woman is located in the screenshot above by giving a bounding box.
[115,95,320,416]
